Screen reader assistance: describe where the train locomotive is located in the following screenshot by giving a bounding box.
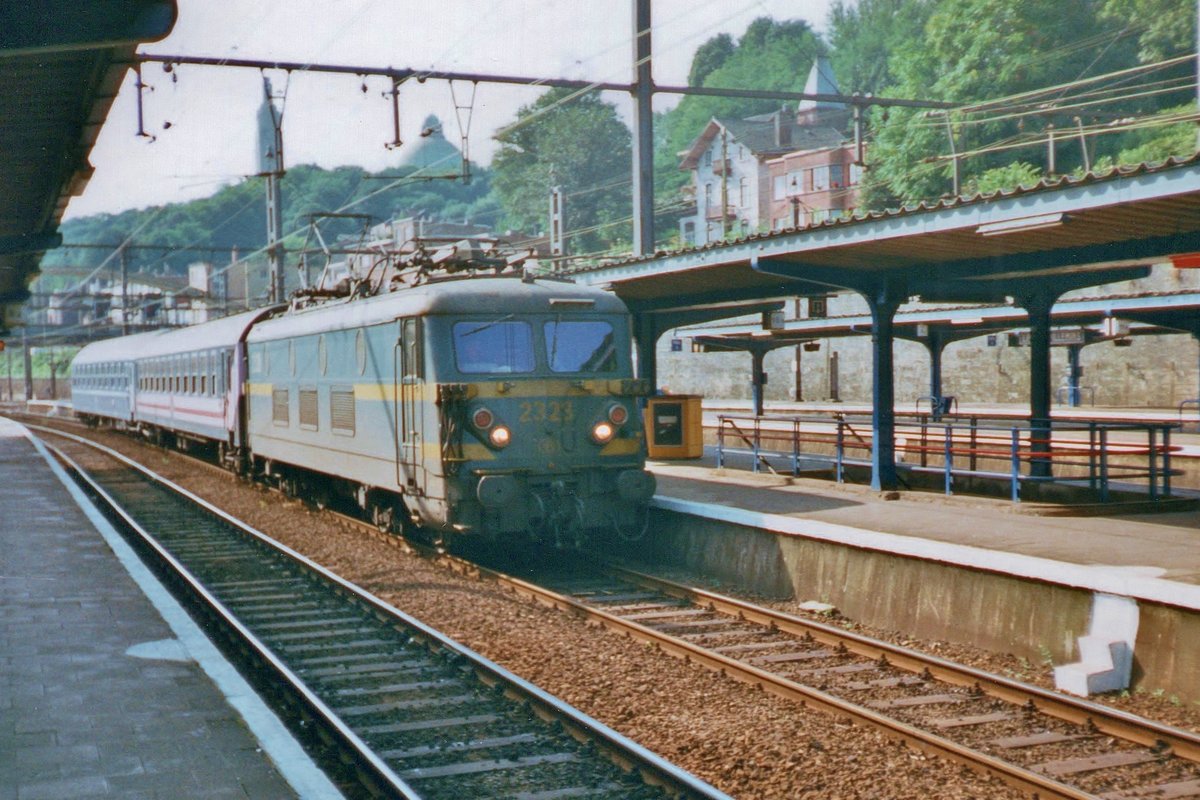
[71,268,656,546]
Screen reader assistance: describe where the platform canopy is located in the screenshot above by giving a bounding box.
[568,154,1200,491]
[568,155,1200,310]
[0,1,177,335]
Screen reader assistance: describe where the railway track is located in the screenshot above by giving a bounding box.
[29,417,1200,798]
[34,426,730,800]
[428,553,1200,800]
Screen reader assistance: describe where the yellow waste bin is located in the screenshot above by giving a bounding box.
[644,394,704,459]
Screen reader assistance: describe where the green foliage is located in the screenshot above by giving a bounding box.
[1099,0,1198,62]
[828,0,938,95]
[963,162,1045,195]
[846,0,1190,206]
[688,33,735,88]
[1111,105,1199,163]
[45,163,493,277]
[491,88,632,254]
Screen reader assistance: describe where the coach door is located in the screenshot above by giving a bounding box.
[395,318,425,494]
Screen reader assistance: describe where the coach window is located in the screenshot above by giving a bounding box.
[289,340,296,376]
[355,329,366,375]
[318,334,327,375]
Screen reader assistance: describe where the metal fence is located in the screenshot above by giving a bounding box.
[715,412,1180,503]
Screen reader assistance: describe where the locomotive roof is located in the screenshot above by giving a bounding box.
[246,276,628,341]
[73,306,281,366]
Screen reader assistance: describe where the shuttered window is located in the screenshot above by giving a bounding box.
[330,387,355,436]
[272,388,289,425]
[299,388,319,430]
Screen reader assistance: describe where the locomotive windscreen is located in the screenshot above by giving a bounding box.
[453,320,535,374]
[544,320,617,373]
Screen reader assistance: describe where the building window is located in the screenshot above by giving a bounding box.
[704,183,713,209]
[849,163,864,186]
[704,149,712,167]
[773,175,786,200]
[813,165,830,192]
[739,177,748,207]
[829,164,844,189]
[683,221,695,245]
[787,170,803,195]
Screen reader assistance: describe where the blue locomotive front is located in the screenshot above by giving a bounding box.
[244,276,655,545]
[435,291,656,544]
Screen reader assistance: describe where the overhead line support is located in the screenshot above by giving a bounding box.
[134,53,955,110]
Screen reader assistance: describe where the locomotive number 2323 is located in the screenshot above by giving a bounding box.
[519,400,574,424]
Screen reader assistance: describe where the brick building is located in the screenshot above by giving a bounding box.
[677,57,863,245]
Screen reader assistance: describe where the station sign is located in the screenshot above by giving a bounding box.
[1016,327,1086,346]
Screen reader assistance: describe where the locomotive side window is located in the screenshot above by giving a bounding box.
[355,330,366,375]
[402,318,423,378]
[453,320,533,374]
[544,320,617,373]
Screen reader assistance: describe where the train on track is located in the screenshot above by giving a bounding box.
[70,265,656,546]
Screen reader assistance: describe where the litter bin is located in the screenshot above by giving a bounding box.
[644,394,703,459]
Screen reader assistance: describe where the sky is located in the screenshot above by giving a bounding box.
[65,0,838,220]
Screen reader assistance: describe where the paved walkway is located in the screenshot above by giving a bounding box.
[0,417,339,799]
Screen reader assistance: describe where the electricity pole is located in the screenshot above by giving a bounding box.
[259,78,286,304]
[631,0,654,256]
[22,330,32,402]
[119,244,129,334]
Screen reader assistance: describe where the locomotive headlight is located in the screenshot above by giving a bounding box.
[607,403,628,426]
[591,420,615,444]
[472,407,494,429]
[489,425,512,448]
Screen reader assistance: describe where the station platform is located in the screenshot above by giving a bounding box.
[642,450,1200,699]
[0,418,339,800]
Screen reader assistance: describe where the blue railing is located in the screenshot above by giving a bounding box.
[715,413,1180,503]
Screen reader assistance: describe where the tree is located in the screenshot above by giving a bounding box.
[827,0,937,95]
[688,33,735,88]
[858,0,1144,206]
[1099,0,1198,63]
[491,88,632,255]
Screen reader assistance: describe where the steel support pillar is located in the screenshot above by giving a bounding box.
[1066,343,1083,407]
[630,0,654,256]
[1019,291,1056,478]
[867,288,903,491]
[926,331,946,404]
[633,313,663,391]
[750,347,766,416]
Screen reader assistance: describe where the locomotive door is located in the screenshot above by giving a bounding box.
[395,318,425,494]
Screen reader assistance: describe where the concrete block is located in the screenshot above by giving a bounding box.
[1054,593,1138,697]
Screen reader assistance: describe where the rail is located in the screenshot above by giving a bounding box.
[716,412,1182,503]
